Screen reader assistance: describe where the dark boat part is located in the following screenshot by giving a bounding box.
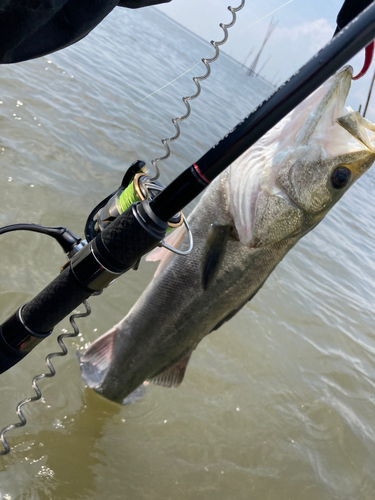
[0,0,171,64]
[334,0,374,35]
[334,0,375,80]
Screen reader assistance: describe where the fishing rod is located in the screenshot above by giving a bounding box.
[1,1,375,375]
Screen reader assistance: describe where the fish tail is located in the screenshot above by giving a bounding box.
[77,325,117,389]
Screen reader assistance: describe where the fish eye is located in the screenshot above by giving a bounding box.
[331,166,351,189]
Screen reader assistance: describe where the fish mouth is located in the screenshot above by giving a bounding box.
[330,65,353,119]
[326,66,375,158]
[335,66,353,112]
[301,65,353,145]
[227,65,360,248]
[297,64,375,159]
[332,65,353,100]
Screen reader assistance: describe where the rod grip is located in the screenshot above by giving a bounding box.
[0,202,167,374]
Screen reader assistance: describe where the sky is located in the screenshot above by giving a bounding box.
[156,0,375,121]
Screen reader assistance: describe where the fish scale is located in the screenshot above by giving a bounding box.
[80,172,299,403]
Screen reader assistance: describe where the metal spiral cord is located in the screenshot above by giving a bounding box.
[144,0,246,186]
[0,300,92,456]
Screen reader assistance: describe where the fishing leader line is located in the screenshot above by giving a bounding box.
[132,0,295,250]
[147,0,246,183]
[127,0,294,141]
[234,0,294,39]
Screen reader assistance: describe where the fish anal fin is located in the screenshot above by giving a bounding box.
[122,384,147,405]
[201,222,231,291]
[147,351,192,388]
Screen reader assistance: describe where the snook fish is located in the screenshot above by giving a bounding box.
[79,66,375,404]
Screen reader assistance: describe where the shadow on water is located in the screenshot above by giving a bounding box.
[0,388,121,500]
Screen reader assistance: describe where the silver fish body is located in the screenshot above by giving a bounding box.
[79,66,375,403]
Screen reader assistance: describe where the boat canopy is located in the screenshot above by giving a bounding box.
[0,0,171,64]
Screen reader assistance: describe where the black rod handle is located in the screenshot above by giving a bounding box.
[0,202,167,374]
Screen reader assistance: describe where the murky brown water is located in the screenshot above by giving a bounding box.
[0,7,375,500]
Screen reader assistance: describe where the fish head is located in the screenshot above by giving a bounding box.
[229,66,375,247]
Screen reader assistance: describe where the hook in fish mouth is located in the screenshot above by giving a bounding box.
[352,40,375,80]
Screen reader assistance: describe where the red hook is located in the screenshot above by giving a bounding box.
[352,40,375,80]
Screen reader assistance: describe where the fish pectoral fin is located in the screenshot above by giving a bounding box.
[201,222,231,291]
[147,351,193,388]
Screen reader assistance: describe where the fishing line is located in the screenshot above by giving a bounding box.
[144,0,295,184]
[147,0,246,183]
[127,0,295,137]
[132,63,202,108]
[233,0,294,40]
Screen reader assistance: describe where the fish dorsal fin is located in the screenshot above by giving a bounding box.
[201,223,231,291]
[336,111,375,150]
[147,351,193,388]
